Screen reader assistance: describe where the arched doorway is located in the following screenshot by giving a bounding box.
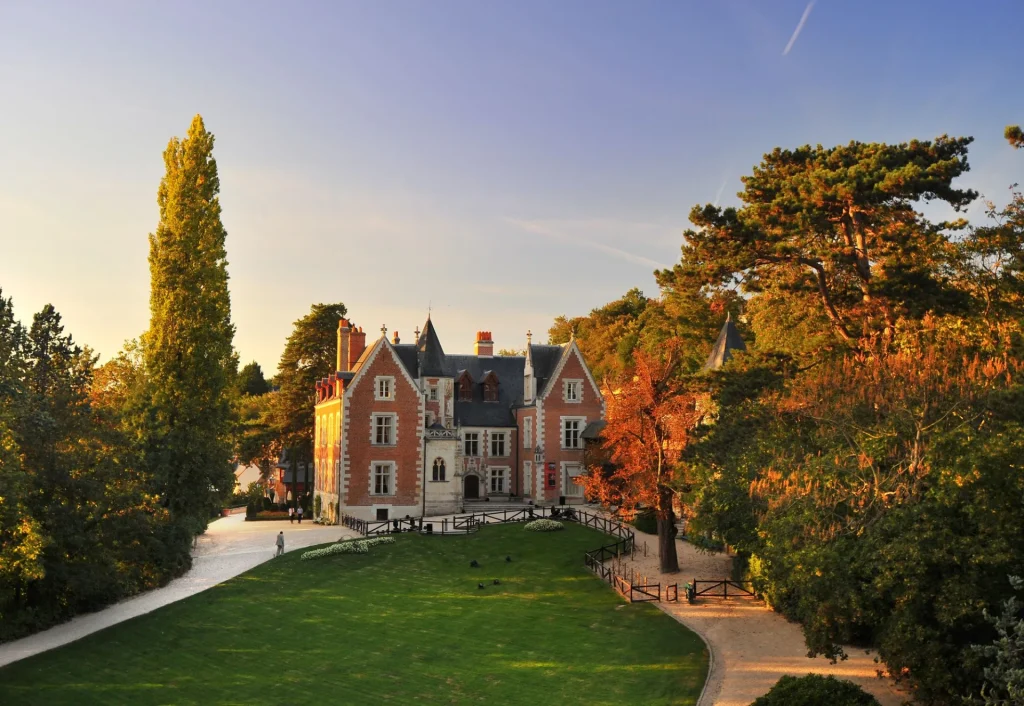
[464,474,480,500]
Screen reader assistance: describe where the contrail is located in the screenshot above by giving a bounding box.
[713,175,729,207]
[782,0,816,56]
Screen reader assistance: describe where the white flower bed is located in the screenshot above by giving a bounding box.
[524,519,564,532]
[300,535,396,561]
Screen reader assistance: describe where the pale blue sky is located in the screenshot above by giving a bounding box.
[2,0,1022,373]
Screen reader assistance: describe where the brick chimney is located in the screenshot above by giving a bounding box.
[475,331,494,357]
[392,331,400,345]
[349,325,367,369]
[337,319,351,372]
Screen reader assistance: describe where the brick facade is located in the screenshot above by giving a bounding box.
[314,316,604,522]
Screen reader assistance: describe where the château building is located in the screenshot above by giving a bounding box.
[312,317,605,523]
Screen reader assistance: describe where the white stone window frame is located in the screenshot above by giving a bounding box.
[428,384,439,401]
[523,416,533,448]
[490,431,507,458]
[370,461,396,496]
[561,416,586,450]
[489,466,508,494]
[375,375,395,401]
[463,431,480,457]
[431,457,447,482]
[523,460,533,495]
[563,379,583,403]
[371,413,398,446]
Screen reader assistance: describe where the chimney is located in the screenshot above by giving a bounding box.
[349,325,367,369]
[392,331,400,345]
[337,319,351,372]
[475,331,494,357]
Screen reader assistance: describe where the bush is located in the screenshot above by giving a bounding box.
[300,536,396,560]
[525,519,564,532]
[247,511,291,521]
[630,509,658,534]
[314,495,322,518]
[750,674,880,706]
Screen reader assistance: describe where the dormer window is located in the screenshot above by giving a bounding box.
[483,372,499,402]
[457,372,473,401]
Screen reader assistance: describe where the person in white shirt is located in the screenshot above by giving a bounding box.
[275,531,284,557]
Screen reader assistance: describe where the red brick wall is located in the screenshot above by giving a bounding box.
[539,350,603,503]
[343,344,423,509]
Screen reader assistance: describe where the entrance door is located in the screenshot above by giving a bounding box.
[464,474,480,499]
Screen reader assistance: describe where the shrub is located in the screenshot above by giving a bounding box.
[525,519,564,532]
[300,535,396,561]
[630,509,658,534]
[314,495,322,518]
[750,674,880,706]
[248,511,290,521]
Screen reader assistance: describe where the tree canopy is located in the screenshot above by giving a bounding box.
[143,114,237,528]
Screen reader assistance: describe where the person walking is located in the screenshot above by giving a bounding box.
[288,506,294,524]
[275,531,284,557]
[297,505,304,524]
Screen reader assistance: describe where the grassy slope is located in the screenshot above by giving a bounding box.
[0,524,707,705]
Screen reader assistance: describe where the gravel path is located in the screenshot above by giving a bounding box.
[622,529,910,706]
[0,515,356,668]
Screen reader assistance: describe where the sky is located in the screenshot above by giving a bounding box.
[2,0,1023,374]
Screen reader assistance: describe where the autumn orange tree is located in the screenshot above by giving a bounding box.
[583,341,699,573]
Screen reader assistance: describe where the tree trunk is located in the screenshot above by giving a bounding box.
[656,487,680,573]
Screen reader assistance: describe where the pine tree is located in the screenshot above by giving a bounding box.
[144,115,236,529]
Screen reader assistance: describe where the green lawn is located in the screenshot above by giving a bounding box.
[0,524,707,705]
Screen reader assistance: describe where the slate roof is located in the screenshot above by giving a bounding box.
[529,344,564,397]
[416,317,447,377]
[447,354,525,427]
[354,319,573,428]
[704,315,746,370]
[581,420,607,440]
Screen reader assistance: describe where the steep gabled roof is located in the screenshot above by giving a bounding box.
[528,344,563,398]
[704,315,746,370]
[416,317,446,377]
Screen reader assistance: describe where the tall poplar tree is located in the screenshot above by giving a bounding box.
[144,115,236,530]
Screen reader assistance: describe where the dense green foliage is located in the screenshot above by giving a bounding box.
[563,133,1024,704]
[0,524,708,705]
[0,116,244,641]
[0,294,187,641]
[143,114,237,529]
[749,674,880,706]
[269,302,347,504]
[235,361,269,397]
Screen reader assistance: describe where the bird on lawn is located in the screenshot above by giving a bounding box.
[477,583,485,590]
[505,556,512,562]
[493,579,501,585]
[470,560,479,568]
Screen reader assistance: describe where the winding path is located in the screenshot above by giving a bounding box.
[621,528,910,705]
[0,515,356,668]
